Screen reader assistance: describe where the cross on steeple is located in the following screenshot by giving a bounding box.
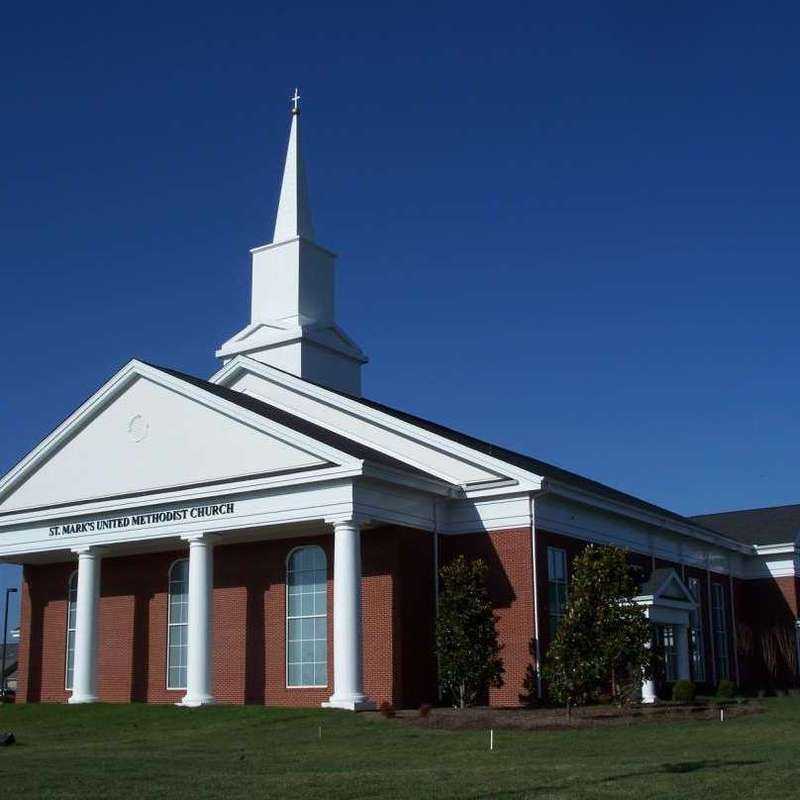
[291,88,300,115]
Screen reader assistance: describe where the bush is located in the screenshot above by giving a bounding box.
[717,679,736,699]
[418,704,432,718]
[672,679,696,703]
[379,702,396,718]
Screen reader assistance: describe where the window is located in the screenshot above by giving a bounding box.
[658,624,678,681]
[286,546,327,687]
[547,547,568,637]
[711,582,730,681]
[688,577,706,682]
[65,571,78,690]
[167,559,189,690]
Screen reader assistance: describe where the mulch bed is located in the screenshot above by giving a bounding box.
[389,701,764,731]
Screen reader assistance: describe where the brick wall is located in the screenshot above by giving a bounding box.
[17,526,437,708]
[440,527,534,707]
[736,575,798,690]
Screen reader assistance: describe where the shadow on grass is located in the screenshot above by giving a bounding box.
[604,759,765,782]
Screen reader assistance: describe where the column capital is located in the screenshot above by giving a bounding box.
[324,515,371,529]
[180,532,220,545]
[70,545,108,558]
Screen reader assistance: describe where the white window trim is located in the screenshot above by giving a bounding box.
[711,582,730,680]
[547,546,568,634]
[166,558,189,691]
[688,577,706,682]
[285,545,328,689]
[65,570,77,691]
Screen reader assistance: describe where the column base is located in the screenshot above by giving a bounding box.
[68,693,99,704]
[178,694,216,708]
[322,695,376,712]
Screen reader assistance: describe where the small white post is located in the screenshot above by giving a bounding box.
[720,707,724,722]
[490,729,494,751]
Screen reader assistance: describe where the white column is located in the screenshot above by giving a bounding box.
[676,623,691,681]
[180,533,216,707]
[641,676,658,704]
[69,546,103,704]
[323,518,375,711]
[641,629,657,704]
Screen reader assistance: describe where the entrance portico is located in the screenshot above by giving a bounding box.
[635,569,697,703]
[0,361,452,709]
[58,516,379,709]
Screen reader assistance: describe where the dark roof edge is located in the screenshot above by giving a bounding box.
[147,362,448,487]
[218,358,750,552]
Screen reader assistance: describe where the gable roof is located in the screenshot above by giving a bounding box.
[635,568,695,604]
[691,504,800,546]
[150,364,445,485]
[211,357,748,549]
[317,381,730,534]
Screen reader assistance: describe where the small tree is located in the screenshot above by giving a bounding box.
[543,545,654,707]
[435,556,504,708]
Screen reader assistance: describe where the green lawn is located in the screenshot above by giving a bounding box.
[0,698,797,799]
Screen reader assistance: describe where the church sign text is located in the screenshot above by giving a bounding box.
[48,502,236,538]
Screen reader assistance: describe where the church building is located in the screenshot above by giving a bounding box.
[2,97,798,709]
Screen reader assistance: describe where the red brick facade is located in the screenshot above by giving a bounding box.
[18,525,436,708]
[16,522,798,707]
[440,527,535,707]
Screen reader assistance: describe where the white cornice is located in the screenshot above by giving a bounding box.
[0,359,367,514]
[545,480,753,556]
[210,356,542,490]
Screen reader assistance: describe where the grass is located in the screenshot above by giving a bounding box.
[1,697,799,799]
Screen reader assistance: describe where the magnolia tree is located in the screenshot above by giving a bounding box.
[543,544,654,706]
[435,556,504,708]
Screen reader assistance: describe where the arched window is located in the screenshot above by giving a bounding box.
[167,559,189,690]
[286,546,327,687]
[65,571,78,690]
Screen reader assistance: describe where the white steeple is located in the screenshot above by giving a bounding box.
[273,90,314,242]
[216,91,367,396]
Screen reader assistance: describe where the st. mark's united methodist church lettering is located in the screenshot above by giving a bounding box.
[48,502,236,537]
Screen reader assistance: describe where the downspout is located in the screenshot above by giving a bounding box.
[728,564,741,687]
[529,485,549,700]
[706,561,717,687]
[433,500,441,702]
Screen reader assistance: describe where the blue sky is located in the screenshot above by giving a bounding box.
[2,1,800,625]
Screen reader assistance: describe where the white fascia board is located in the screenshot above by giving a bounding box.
[545,479,754,556]
[754,543,796,556]
[634,595,695,611]
[0,359,364,510]
[360,463,458,498]
[0,464,362,531]
[440,491,533,534]
[354,480,438,532]
[210,357,543,489]
[0,478,357,561]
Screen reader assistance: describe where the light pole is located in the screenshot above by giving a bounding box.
[2,587,18,693]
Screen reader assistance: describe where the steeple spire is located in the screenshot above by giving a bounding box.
[273,88,314,242]
[216,91,367,395]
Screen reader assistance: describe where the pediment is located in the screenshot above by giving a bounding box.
[0,363,350,514]
[636,569,695,606]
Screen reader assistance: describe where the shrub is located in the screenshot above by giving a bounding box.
[672,679,696,703]
[717,679,736,699]
[379,702,396,718]
[543,545,653,707]
[419,704,432,718]
[435,556,504,708]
